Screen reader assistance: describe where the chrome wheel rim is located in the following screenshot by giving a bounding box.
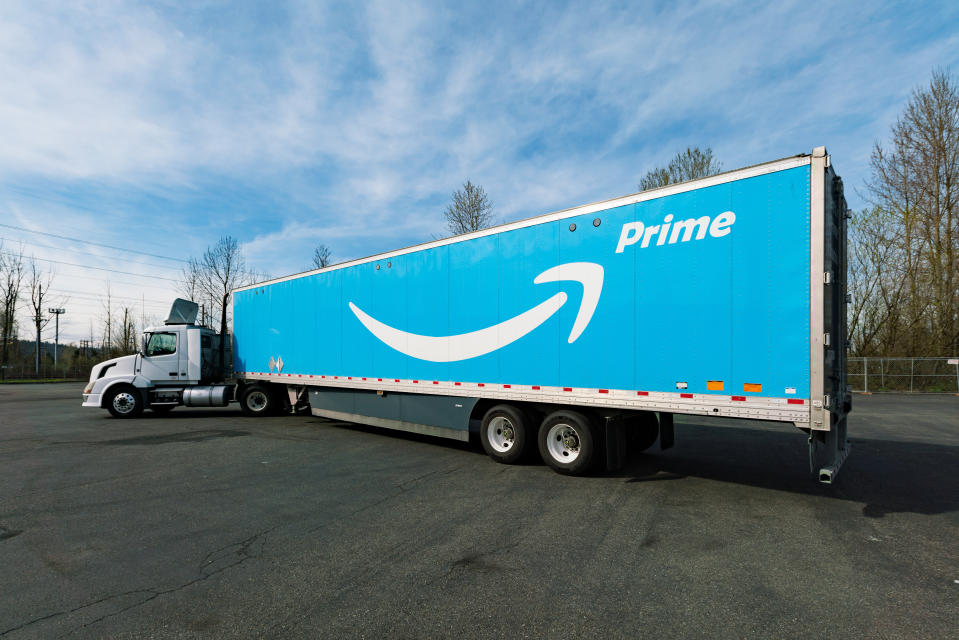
[246,390,268,412]
[112,391,137,415]
[546,423,580,463]
[487,416,515,453]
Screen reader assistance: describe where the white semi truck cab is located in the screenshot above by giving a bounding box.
[83,299,237,417]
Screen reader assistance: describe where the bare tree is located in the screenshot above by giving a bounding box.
[179,236,259,374]
[312,244,333,269]
[113,307,138,354]
[0,243,25,381]
[26,258,55,375]
[639,147,723,191]
[101,283,113,355]
[178,260,202,304]
[847,207,912,355]
[444,180,495,235]
[860,68,959,356]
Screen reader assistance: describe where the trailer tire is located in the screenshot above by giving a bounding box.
[481,405,531,464]
[239,384,275,416]
[626,411,659,453]
[105,384,144,419]
[538,410,598,475]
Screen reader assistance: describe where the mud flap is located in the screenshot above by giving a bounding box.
[605,419,627,471]
[659,412,674,450]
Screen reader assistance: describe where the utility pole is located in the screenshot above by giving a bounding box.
[34,283,42,375]
[49,307,65,367]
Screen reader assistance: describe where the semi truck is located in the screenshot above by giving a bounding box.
[83,147,851,482]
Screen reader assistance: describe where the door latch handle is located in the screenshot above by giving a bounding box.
[169,372,177,376]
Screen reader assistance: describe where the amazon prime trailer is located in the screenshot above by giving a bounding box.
[232,147,850,482]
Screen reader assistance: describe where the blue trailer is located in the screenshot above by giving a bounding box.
[228,147,849,481]
[82,147,849,481]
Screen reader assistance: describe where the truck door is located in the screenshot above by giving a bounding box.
[140,331,183,382]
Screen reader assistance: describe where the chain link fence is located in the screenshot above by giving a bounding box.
[0,364,90,382]
[848,357,959,393]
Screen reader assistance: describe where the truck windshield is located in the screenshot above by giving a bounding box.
[146,332,177,356]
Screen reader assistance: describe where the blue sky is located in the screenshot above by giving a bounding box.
[1,0,957,343]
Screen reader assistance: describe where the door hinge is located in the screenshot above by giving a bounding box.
[823,271,832,285]
[823,395,831,409]
[824,332,831,347]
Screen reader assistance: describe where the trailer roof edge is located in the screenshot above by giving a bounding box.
[234,151,814,293]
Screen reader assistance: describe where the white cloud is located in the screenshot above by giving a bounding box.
[1,0,958,342]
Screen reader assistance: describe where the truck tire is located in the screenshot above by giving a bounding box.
[626,411,659,453]
[105,385,144,419]
[538,410,598,475]
[239,384,275,416]
[481,404,531,464]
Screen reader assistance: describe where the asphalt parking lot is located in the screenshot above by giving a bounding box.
[1,385,957,639]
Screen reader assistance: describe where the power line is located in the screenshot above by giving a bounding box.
[12,288,172,308]
[0,249,180,282]
[51,289,172,305]
[0,222,189,263]
[15,291,167,307]
[50,270,181,291]
[0,236,184,276]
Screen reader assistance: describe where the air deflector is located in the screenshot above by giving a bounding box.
[165,298,199,325]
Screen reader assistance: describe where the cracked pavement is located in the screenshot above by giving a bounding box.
[0,384,957,638]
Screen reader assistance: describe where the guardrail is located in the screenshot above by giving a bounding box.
[848,357,959,393]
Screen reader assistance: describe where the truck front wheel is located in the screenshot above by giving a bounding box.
[239,384,275,416]
[481,404,531,464]
[105,385,144,419]
[538,410,598,475]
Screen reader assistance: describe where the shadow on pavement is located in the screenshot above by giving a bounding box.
[129,410,958,517]
[103,429,250,446]
[616,422,959,517]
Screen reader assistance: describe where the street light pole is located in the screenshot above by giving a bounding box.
[48,308,66,368]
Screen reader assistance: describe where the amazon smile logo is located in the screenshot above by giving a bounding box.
[348,262,604,362]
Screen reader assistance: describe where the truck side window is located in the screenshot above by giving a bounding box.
[146,332,177,356]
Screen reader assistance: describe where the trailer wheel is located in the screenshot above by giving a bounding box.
[481,405,530,464]
[538,410,597,475]
[626,411,659,453]
[239,384,274,416]
[105,385,144,419]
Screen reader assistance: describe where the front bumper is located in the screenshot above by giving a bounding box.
[82,393,101,408]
